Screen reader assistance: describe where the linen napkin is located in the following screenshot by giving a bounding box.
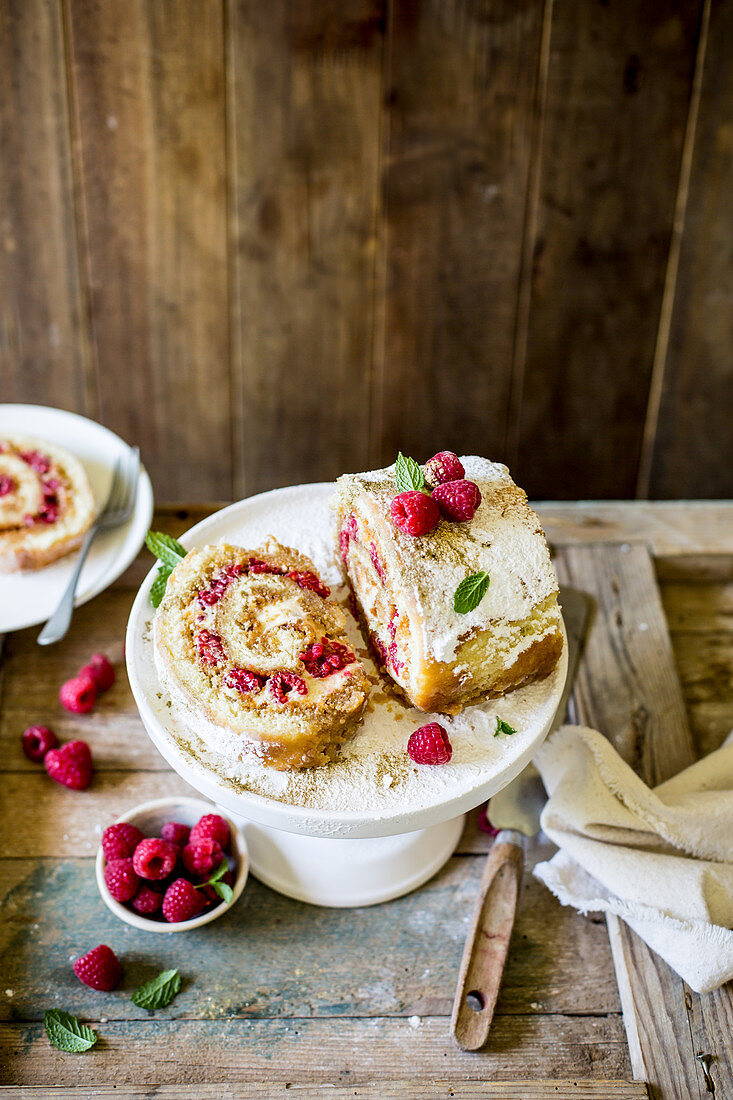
[532,724,733,993]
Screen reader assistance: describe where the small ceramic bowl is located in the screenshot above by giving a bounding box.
[95,796,248,933]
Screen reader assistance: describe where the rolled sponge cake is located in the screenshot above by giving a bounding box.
[333,456,563,714]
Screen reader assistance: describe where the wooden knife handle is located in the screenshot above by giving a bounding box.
[450,835,524,1051]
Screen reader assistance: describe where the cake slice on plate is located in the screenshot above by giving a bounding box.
[333,454,563,714]
[154,539,371,770]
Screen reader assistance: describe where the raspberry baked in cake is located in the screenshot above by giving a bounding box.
[153,539,371,770]
[0,436,95,571]
[334,454,563,714]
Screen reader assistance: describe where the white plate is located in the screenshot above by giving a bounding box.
[0,404,154,633]
[126,484,567,839]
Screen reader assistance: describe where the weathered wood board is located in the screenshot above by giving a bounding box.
[554,543,733,1100]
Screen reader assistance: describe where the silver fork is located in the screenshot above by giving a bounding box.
[37,446,140,646]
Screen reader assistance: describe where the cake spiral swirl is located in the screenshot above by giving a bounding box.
[153,539,371,770]
[0,436,95,572]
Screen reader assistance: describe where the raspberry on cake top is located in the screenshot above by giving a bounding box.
[334,455,563,714]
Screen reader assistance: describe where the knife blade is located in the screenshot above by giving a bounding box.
[450,585,592,1051]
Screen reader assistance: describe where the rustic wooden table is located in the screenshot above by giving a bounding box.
[1,502,732,1099]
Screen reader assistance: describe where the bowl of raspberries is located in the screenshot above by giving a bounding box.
[96,797,248,932]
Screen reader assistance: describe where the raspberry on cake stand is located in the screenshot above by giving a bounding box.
[126,485,567,907]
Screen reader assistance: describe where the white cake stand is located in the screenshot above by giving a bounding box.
[126,484,567,907]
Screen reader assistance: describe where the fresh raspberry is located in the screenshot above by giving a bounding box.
[224,667,265,694]
[101,822,145,861]
[182,838,223,877]
[161,821,190,848]
[247,557,284,575]
[131,885,163,915]
[195,629,226,667]
[0,475,15,497]
[190,813,230,851]
[269,671,308,704]
[299,637,353,678]
[21,724,58,763]
[407,722,453,765]
[72,944,122,991]
[79,654,115,693]
[104,857,140,902]
[389,491,440,537]
[287,570,331,599]
[477,804,500,837]
[162,878,206,923]
[432,479,482,523]
[424,451,465,486]
[132,837,178,881]
[44,740,93,790]
[59,673,98,714]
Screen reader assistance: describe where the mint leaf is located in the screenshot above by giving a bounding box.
[394,452,425,493]
[44,1010,97,1053]
[453,571,490,614]
[150,566,171,608]
[131,968,181,1011]
[145,531,187,570]
[207,858,229,884]
[495,717,517,738]
[210,881,233,904]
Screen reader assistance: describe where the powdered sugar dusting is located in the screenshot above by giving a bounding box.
[140,484,566,820]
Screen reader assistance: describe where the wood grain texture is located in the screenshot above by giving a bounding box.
[0,1015,633,1087]
[372,0,547,469]
[64,0,231,500]
[0,0,92,413]
[647,0,733,499]
[0,849,619,1022]
[227,0,383,495]
[512,0,703,499]
[554,543,732,1100]
[0,1084,650,1099]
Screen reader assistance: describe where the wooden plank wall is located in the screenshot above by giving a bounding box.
[0,0,730,502]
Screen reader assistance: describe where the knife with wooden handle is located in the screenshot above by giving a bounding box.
[450,585,592,1052]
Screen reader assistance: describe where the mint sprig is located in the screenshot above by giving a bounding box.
[131,968,182,1011]
[196,857,233,904]
[394,452,426,493]
[495,717,517,738]
[145,530,187,607]
[453,571,490,614]
[44,1009,98,1053]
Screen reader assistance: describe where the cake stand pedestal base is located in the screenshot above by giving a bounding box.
[219,809,466,907]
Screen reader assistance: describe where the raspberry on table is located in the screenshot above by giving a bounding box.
[162,878,206,923]
[182,838,223,877]
[79,653,115,693]
[432,479,482,523]
[44,740,93,790]
[73,944,122,991]
[102,822,145,861]
[161,821,191,848]
[132,837,178,881]
[407,722,453,766]
[190,813,230,852]
[424,451,465,486]
[131,885,163,915]
[21,724,58,763]
[104,857,140,902]
[390,490,440,537]
[59,673,98,715]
